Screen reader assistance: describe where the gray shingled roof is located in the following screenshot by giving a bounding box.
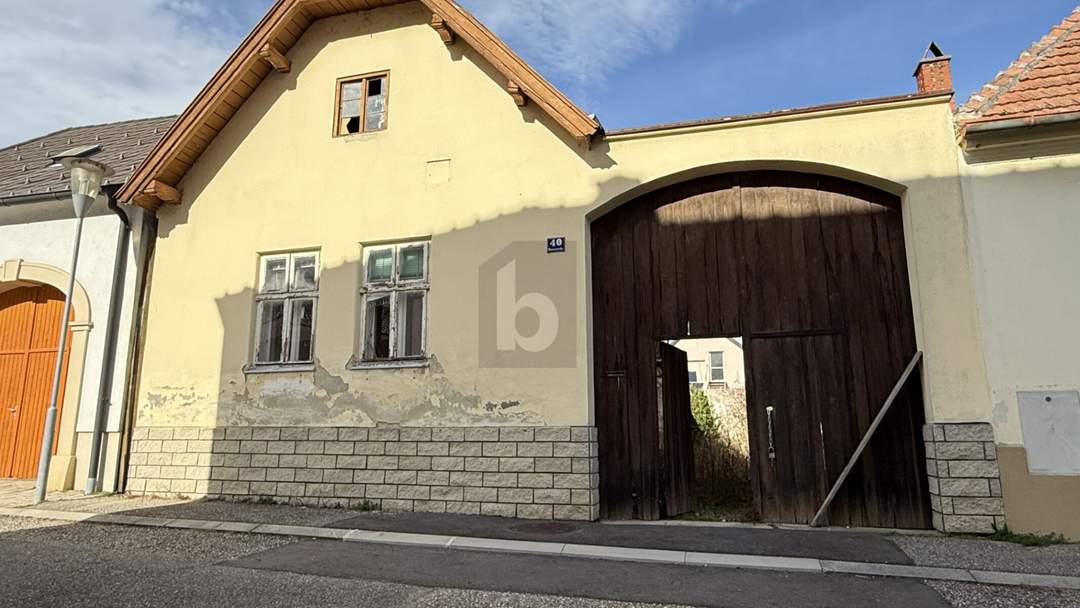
[0,115,176,200]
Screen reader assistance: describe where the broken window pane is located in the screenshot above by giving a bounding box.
[292,254,318,291]
[364,294,392,360]
[397,291,425,358]
[365,77,387,131]
[256,300,285,363]
[367,248,393,283]
[262,257,288,293]
[398,245,425,280]
[288,298,315,362]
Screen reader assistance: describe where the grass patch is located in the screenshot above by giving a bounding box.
[990,524,1068,547]
[677,494,759,523]
[351,500,380,512]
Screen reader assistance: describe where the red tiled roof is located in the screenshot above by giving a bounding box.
[958,6,1080,123]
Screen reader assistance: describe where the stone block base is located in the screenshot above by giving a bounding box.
[924,422,1005,534]
[126,425,600,521]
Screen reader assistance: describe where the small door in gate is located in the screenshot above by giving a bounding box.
[657,342,696,517]
[745,334,847,524]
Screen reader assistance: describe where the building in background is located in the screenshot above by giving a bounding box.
[0,116,173,492]
[950,7,1080,540]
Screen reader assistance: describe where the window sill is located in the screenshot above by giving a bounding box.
[346,357,430,371]
[336,130,385,141]
[243,363,316,375]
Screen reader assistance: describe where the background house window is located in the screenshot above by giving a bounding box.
[336,73,388,136]
[688,370,703,390]
[254,251,319,365]
[361,241,429,361]
[709,351,725,383]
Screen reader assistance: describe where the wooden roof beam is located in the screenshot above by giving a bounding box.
[139,179,182,207]
[430,14,455,45]
[258,43,291,73]
[507,80,527,107]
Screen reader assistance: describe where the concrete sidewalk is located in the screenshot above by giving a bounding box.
[1,502,1078,593]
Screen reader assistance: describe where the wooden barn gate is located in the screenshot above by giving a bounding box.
[591,171,931,528]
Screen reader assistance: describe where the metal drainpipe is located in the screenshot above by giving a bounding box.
[112,207,157,494]
[84,192,131,494]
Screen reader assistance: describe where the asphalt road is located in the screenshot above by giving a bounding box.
[0,516,954,608]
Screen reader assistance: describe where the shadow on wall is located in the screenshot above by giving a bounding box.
[136,160,1080,434]
[142,194,640,431]
[156,4,619,240]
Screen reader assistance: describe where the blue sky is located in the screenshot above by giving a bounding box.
[1,1,1077,146]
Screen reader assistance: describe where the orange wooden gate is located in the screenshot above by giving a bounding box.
[0,286,71,479]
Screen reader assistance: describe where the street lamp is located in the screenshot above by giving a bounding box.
[33,156,114,504]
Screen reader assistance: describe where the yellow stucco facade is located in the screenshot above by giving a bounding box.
[135,2,990,436]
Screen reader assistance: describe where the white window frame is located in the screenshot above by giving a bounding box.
[687,369,703,390]
[357,240,430,367]
[708,351,725,384]
[251,250,320,369]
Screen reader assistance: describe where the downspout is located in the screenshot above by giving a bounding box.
[113,205,158,493]
[84,189,130,494]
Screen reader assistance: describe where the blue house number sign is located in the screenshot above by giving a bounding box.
[547,237,566,254]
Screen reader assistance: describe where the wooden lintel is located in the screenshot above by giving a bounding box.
[507,80,528,107]
[258,42,291,73]
[145,179,182,205]
[430,14,455,45]
[131,192,162,209]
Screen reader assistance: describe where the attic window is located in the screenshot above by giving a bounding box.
[336,73,388,136]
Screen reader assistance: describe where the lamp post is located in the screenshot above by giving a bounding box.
[33,156,114,504]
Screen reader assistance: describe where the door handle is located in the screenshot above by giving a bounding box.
[766,405,776,461]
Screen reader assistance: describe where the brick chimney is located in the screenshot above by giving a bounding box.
[914,41,953,94]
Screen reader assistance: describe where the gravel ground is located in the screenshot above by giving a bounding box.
[0,515,293,562]
[38,494,359,526]
[928,580,1080,608]
[894,534,1080,576]
[0,516,685,608]
[37,494,192,513]
[0,516,68,533]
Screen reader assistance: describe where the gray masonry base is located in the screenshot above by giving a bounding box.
[126,425,600,521]
[924,422,1005,534]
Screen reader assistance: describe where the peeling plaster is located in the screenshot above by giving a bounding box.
[144,357,546,428]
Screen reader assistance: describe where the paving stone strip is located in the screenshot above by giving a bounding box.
[2,506,1078,591]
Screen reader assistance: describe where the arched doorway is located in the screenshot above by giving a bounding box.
[0,285,72,479]
[591,170,930,529]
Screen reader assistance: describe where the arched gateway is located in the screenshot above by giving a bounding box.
[591,170,931,529]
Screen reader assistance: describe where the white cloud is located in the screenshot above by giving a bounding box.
[0,0,748,147]
[0,0,244,147]
[462,0,749,102]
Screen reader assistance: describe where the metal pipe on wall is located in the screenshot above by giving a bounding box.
[113,208,157,494]
[84,193,130,494]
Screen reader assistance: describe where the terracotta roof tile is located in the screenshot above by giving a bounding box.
[0,116,176,199]
[958,6,1080,123]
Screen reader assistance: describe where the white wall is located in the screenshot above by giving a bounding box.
[961,150,1080,446]
[0,196,141,434]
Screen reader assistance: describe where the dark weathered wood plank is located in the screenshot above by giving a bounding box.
[592,170,928,527]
